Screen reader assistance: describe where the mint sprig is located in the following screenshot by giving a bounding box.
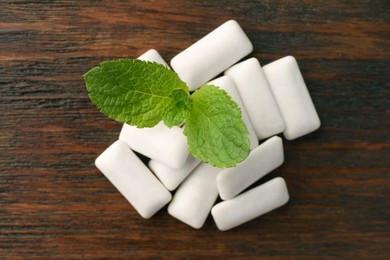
[84,59,249,167]
[84,59,189,128]
[184,85,249,167]
[163,88,192,127]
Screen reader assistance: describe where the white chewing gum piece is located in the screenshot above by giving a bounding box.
[119,122,189,169]
[137,49,169,67]
[168,163,221,229]
[171,20,253,91]
[208,76,259,150]
[95,140,172,219]
[217,136,284,200]
[212,177,289,231]
[148,155,201,191]
[118,50,188,169]
[224,57,285,140]
[263,56,321,140]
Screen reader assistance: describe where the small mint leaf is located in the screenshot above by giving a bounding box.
[184,85,249,168]
[163,88,192,127]
[83,59,188,128]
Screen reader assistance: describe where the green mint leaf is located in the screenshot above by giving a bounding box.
[83,59,189,128]
[184,85,250,168]
[163,88,192,127]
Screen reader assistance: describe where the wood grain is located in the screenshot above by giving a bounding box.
[1,0,389,258]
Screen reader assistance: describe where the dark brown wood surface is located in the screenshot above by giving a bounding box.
[1,1,389,258]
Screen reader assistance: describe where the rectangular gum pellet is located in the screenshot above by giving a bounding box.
[208,76,259,150]
[217,136,284,200]
[148,155,201,191]
[119,122,189,169]
[95,140,172,219]
[224,57,286,140]
[168,163,221,229]
[138,49,169,67]
[171,20,253,91]
[118,50,189,169]
[212,177,289,231]
[263,56,321,140]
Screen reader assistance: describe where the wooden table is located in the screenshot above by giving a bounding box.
[1,1,389,258]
